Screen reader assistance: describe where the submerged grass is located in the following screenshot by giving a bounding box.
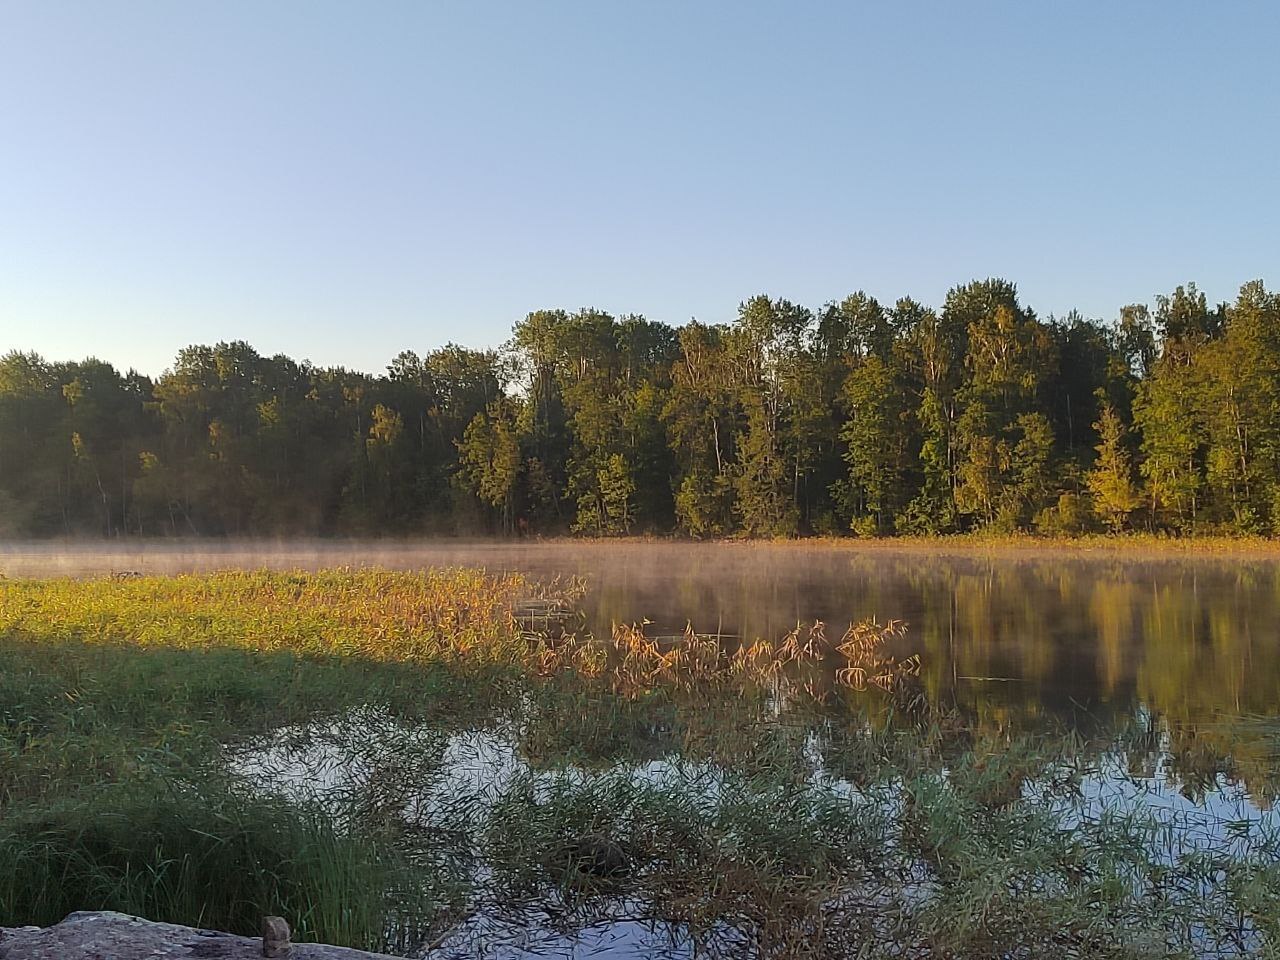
[472,739,1280,959]
[3,568,1280,957]
[484,767,892,956]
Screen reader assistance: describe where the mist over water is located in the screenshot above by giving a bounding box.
[5,539,1277,731]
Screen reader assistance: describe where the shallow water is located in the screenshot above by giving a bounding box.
[233,704,1280,959]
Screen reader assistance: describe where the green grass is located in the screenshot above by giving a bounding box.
[0,567,532,662]
[0,568,528,949]
[0,779,445,952]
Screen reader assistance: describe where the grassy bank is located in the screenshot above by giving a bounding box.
[0,569,537,949]
[3,569,1280,957]
[0,567,533,662]
[768,531,1280,559]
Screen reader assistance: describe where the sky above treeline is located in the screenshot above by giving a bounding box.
[1,1,1276,377]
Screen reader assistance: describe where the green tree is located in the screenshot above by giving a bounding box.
[729,296,811,537]
[948,281,1059,529]
[4,275,1279,541]
[1087,400,1140,532]
[665,321,736,536]
[898,386,955,533]
[457,399,523,534]
[1131,283,1224,533]
[838,354,903,535]
[511,310,572,527]
[576,452,635,535]
[1195,282,1280,531]
[897,298,968,533]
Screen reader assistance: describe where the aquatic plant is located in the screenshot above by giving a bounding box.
[526,617,920,699]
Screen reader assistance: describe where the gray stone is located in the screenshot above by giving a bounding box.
[261,917,291,958]
[0,912,405,960]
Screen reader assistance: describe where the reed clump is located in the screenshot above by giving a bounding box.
[526,617,920,699]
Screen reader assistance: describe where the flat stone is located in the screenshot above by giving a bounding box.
[0,912,405,960]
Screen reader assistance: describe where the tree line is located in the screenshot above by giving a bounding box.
[3,278,1277,538]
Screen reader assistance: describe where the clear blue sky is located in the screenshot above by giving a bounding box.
[2,1,1276,377]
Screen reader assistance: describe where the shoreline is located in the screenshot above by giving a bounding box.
[3,533,1280,572]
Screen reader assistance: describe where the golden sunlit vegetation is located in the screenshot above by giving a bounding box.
[0,569,920,696]
[0,567,531,663]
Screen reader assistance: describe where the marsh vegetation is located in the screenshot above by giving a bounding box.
[3,553,1280,957]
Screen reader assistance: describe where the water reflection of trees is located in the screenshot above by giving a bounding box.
[561,550,1280,801]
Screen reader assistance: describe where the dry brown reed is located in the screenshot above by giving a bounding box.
[521,616,919,698]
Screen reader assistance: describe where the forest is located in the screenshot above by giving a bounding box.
[2,277,1277,539]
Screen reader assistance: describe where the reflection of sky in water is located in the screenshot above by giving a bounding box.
[1068,754,1280,861]
[234,716,704,958]
[428,914,692,960]
[232,705,1280,959]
